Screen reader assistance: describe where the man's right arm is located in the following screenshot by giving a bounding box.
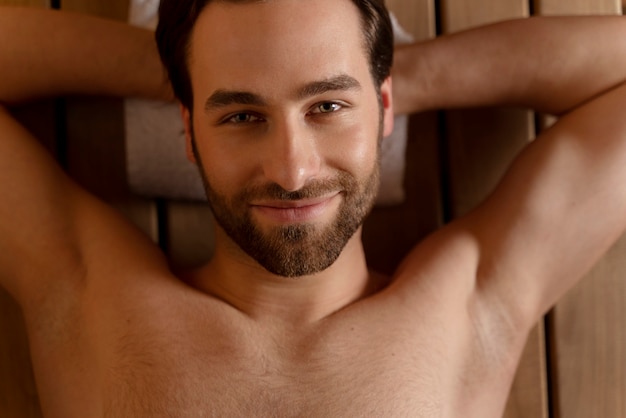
[0,7,170,104]
[0,7,170,308]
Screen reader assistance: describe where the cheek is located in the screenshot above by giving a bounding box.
[325,121,379,177]
[192,130,256,195]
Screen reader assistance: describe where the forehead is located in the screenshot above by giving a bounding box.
[187,0,371,106]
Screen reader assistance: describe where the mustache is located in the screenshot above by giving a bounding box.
[236,173,356,202]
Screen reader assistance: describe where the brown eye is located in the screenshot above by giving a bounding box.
[314,102,342,114]
[226,113,262,124]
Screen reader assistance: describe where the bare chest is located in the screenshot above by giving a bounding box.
[104,325,449,417]
[33,289,521,417]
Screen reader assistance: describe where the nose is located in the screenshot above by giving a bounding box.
[261,119,321,192]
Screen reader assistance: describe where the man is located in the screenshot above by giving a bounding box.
[0,0,625,416]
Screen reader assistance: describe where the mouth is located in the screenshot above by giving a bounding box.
[250,193,341,224]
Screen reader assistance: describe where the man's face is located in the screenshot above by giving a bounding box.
[183,0,394,277]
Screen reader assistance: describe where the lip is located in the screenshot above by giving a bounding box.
[250,193,340,223]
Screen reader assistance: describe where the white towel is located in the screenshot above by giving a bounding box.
[125,1,413,206]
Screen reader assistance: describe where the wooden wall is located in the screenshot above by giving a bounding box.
[0,0,624,417]
[536,3,626,417]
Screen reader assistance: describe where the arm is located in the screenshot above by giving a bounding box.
[394,17,626,327]
[392,16,626,115]
[0,7,169,307]
[0,7,171,104]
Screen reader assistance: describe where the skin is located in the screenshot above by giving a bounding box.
[181,0,393,321]
[1,1,626,417]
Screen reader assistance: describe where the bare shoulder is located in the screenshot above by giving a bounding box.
[391,222,480,305]
[386,219,533,360]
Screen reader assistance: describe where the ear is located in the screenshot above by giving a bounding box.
[380,76,395,137]
[181,104,197,164]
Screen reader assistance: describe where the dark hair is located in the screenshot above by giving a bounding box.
[155,0,393,110]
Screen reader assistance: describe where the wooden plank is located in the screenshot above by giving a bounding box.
[439,1,548,417]
[363,110,442,275]
[505,324,548,414]
[0,0,48,5]
[0,2,50,417]
[61,0,127,19]
[441,0,528,32]
[165,0,444,274]
[536,0,621,14]
[63,97,158,237]
[386,0,436,40]
[61,0,158,240]
[363,0,441,275]
[444,109,534,217]
[536,0,621,15]
[165,202,216,269]
[535,3,625,417]
[548,240,626,418]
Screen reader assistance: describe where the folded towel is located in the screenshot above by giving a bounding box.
[125,1,413,206]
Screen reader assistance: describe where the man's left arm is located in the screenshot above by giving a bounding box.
[392,16,626,116]
[467,80,626,326]
[392,16,626,328]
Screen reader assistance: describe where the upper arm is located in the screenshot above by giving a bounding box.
[465,82,626,325]
[0,106,166,310]
[0,7,172,311]
[0,106,85,300]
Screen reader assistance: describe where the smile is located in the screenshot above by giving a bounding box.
[250,193,341,224]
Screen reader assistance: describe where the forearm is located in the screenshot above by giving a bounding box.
[0,7,171,105]
[393,16,626,116]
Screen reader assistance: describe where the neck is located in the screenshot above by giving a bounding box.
[186,227,382,325]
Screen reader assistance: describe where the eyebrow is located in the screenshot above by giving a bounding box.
[296,74,362,100]
[204,91,267,111]
[204,74,362,112]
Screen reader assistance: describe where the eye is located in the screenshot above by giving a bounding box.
[224,112,263,124]
[311,102,343,114]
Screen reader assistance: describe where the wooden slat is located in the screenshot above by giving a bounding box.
[363,0,441,275]
[63,97,158,237]
[165,0,444,274]
[61,0,127,18]
[444,109,534,217]
[441,0,528,32]
[386,0,436,40]
[0,0,48,5]
[363,110,442,275]
[61,0,158,240]
[166,202,216,269]
[505,325,548,414]
[439,1,548,417]
[535,3,625,417]
[536,0,621,15]
[536,0,621,14]
[548,240,626,418]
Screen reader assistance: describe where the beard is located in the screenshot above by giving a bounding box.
[202,164,380,278]
[192,111,383,278]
